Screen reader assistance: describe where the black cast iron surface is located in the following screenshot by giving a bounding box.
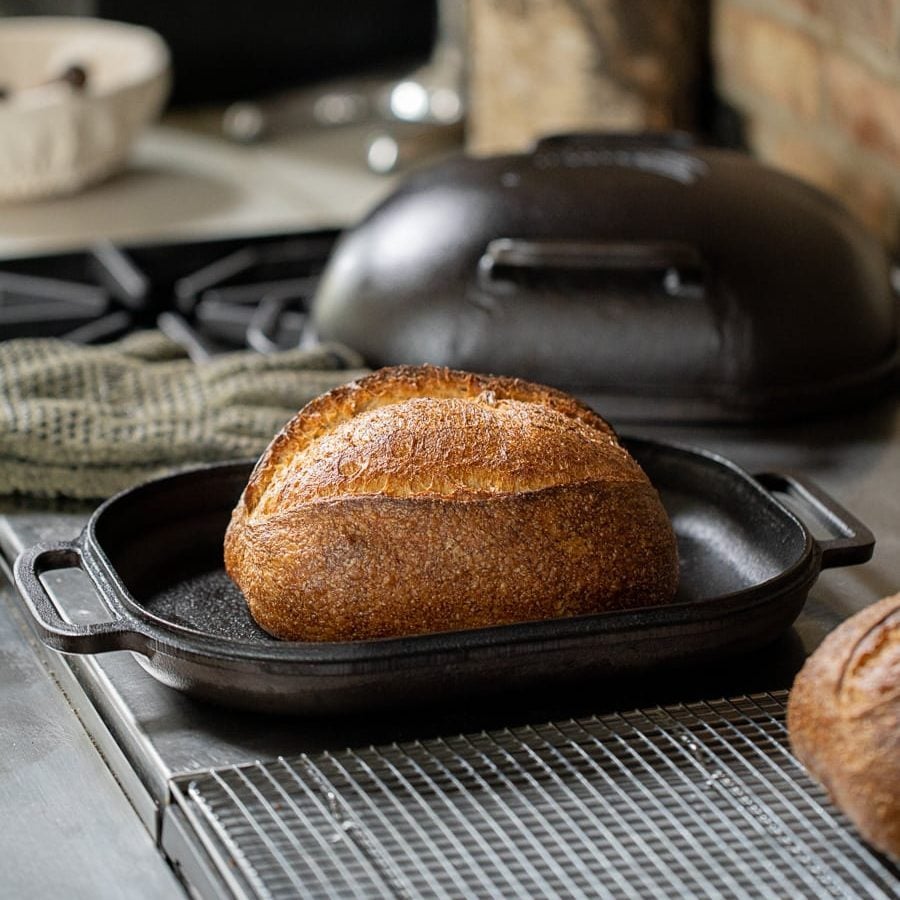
[13,439,873,714]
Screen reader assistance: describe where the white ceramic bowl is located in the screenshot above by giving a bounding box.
[0,17,170,202]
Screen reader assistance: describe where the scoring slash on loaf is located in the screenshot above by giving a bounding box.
[224,365,679,642]
[788,592,900,860]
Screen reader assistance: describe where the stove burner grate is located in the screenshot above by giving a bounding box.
[0,230,339,356]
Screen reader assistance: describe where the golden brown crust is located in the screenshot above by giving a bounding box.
[787,593,900,859]
[239,364,620,514]
[225,364,678,642]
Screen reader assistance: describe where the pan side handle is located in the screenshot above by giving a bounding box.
[754,472,875,570]
[13,541,152,656]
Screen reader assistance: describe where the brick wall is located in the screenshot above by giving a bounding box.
[713,0,900,249]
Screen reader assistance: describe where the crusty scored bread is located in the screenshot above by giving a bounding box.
[224,365,679,642]
[787,593,900,859]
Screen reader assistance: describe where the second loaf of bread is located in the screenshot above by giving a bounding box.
[224,365,679,641]
[787,593,900,859]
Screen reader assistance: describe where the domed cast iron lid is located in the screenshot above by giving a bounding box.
[311,132,899,422]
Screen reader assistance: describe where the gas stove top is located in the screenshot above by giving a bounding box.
[1,231,899,898]
[0,229,339,356]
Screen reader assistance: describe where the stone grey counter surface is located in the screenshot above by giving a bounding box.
[0,578,183,899]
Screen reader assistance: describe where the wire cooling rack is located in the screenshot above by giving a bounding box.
[174,691,900,899]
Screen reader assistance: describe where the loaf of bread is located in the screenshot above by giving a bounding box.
[787,592,900,859]
[224,365,679,642]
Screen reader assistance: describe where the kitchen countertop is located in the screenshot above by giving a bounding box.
[0,112,397,260]
[0,575,183,898]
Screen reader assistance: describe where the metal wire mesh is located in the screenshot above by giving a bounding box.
[178,691,900,899]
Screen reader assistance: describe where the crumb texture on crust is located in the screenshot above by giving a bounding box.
[225,364,679,644]
[787,592,900,860]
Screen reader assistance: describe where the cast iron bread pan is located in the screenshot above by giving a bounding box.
[14,439,874,715]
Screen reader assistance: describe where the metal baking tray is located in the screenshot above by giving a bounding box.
[13,439,874,714]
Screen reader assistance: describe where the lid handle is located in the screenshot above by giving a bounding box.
[533,131,697,152]
[478,238,707,299]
